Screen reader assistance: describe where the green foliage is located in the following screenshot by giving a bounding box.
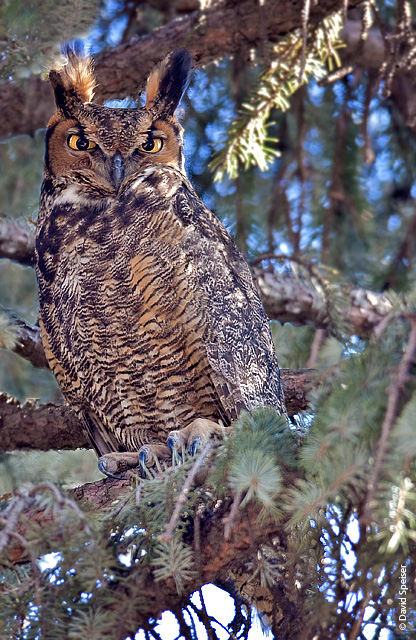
[67,608,116,639]
[0,393,412,638]
[0,411,300,639]
[1,1,416,638]
[153,539,196,594]
[393,392,416,460]
[226,408,296,515]
[228,449,282,509]
[211,13,344,181]
[0,392,415,638]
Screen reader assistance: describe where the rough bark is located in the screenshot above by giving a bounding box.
[254,268,394,338]
[0,368,313,452]
[0,0,364,141]
[0,393,88,451]
[1,270,395,370]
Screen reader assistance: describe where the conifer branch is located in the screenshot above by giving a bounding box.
[361,317,416,525]
[0,478,125,564]
[0,0,366,142]
[210,13,344,180]
[160,441,212,542]
[0,496,28,554]
[0,223,397,363]
[0,477,280,616]
[25,481,94,541]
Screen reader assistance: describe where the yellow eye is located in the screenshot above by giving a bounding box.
[139,137,163,153]
[67,134,97,151]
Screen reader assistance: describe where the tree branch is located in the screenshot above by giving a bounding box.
[0,369,314,453]
[0,217,35,267]
[0,393,88,451]
[0,216,396,356]
[1,476,295,635]
[0,267,396,371]
[254,268,394,338]
[0,0,363,141]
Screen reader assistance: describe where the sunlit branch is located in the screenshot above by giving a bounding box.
[0,0,365,142]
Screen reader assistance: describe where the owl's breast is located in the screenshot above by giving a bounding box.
[35,168,221,444]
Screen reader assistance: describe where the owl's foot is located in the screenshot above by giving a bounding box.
[167,418,226,456]
[98,444,171,477]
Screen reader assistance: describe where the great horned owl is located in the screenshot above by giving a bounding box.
[35,48,285,475]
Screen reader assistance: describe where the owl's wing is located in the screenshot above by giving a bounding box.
[38,306,124,457]
[174,179,285,423]
[78,408,121,456]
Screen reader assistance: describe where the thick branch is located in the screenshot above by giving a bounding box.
[0,217,396,358]
[254,268,394,338]
[0,396,78,452]
[0,270,395,371]
[0,393,88,451]
[0,369,312,452]
[0,0,363,141]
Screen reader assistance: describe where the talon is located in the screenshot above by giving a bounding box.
[167,434,183,465]
[98,459,120,479]
[189,436,202,456]
[167,418,225,458]
[139,448,149,475]
[167,435,177,452]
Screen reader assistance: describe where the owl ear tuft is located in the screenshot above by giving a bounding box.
[50,46,96,116]
[145,49,192,116]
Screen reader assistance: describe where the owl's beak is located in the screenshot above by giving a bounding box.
[110,152,124,191]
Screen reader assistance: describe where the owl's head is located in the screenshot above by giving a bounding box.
[45,48,192,192]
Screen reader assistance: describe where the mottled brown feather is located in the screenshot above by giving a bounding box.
[35,49,285,459]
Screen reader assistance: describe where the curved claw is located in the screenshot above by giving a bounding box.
[189,436,202,456]
[98,459,120,479]
[138,448,149,476]
[167,434,183,463]
[167,435,176,452]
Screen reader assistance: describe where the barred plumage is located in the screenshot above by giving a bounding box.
[35,48,285,474]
